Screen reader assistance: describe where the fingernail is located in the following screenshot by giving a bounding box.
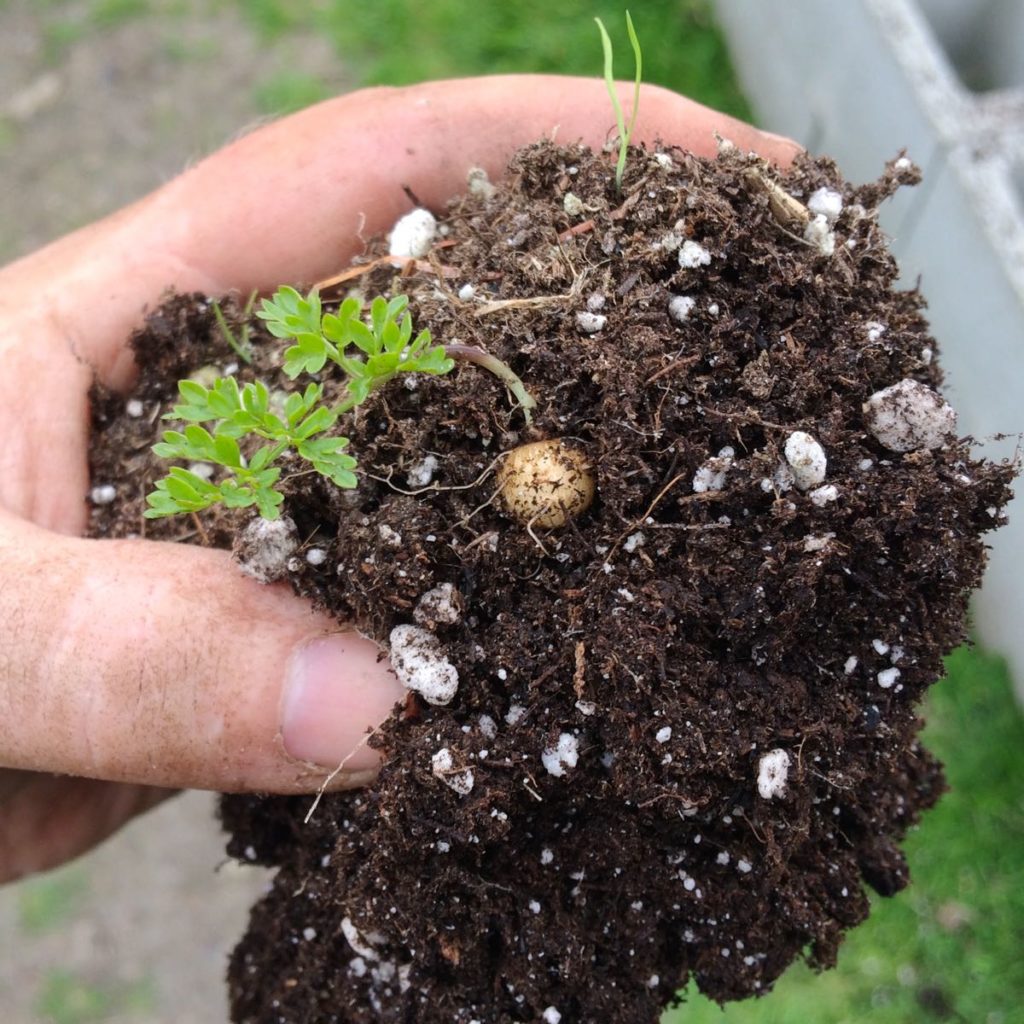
[281,633,404,769]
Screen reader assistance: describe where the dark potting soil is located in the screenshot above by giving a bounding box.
[88,140,1014,1023]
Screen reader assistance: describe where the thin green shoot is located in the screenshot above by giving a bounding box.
[211,290,258,365]
[595,11,643,189]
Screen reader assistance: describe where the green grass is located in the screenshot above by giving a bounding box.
[36,971,155,1024]
[253,69,333,116]
[17,866,89,935]
[231,0,751,122]
[662,644,1024,1024]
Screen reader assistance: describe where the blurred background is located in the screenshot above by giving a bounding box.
[1,1,1021,1022]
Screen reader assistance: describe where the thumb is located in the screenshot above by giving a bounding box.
[0,513,405,792]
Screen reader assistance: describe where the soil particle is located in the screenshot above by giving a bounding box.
[88,140,1014,1023]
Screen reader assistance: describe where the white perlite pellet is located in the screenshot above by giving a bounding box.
[736,858,752,873]
[378,523,403,548]
[563,192,584,217]
[389,625,459,705]
[89,484,117,505]
[655,726,673,744]
[624,531,646,553]
[125,398,144,417]
[466,166,496,201]
[877,667,901,689]
[457,283,476,301]
[757,748,791,800]
[844,656,859,675]
[678,240,712,268]
[808,187,843,223]
[388,208,436,260]
[234,515,299,583]
[809,484,839,507]
[863,379,957,452]
[541,733,579,777]
[804,214,836,256]
[543,1008,562,1024]
[668,294,696,323]
[505,703,526,726]
[784,431,827,490]
[414,583,461,627]
[406,454,439,488]
[693,447,735,494]
[803,532,835,552]
[431,748,474,795]
[576,311,607,334]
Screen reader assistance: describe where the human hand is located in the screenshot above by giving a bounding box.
[0,75,799,882]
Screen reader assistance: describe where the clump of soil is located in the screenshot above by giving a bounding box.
[88,140,1014,1023]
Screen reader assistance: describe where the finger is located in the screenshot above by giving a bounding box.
[0,76,799,388]
[0,512,406,793]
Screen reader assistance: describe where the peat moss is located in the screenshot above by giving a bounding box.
[89,140,1014,1023]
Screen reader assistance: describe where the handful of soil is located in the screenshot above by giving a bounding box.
[89,139,1014,1023]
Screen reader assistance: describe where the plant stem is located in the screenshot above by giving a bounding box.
[444,343,537,424]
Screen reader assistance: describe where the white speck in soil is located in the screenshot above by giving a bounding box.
[431,748,475,796]
[877,667,901,689]
[863,378,957,452]
[406,454,439,488]
[803,213,836,256]
[809,484,839,507]
[414,582,462,627]
[378,523,403,548]
[390,625,459,705]
[388,207,437,261]
[576,311,607,334]
[668,294,696,323]
[541,733,579,777]
[505,703,526,726]
[784,432,827,491]
[89,483,117,505]
[678,240,712,268]
[757,749,791,800]
[808,187,843,223]
[233,515,299,583]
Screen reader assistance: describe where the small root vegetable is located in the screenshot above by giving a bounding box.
[497,440,595,529]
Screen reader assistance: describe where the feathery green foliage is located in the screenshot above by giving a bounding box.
[145,287,453,521]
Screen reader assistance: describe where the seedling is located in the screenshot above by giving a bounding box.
[595,10,643,189]
[145,287,452,520]
[146,286,539,521]
[211,290,258,365]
